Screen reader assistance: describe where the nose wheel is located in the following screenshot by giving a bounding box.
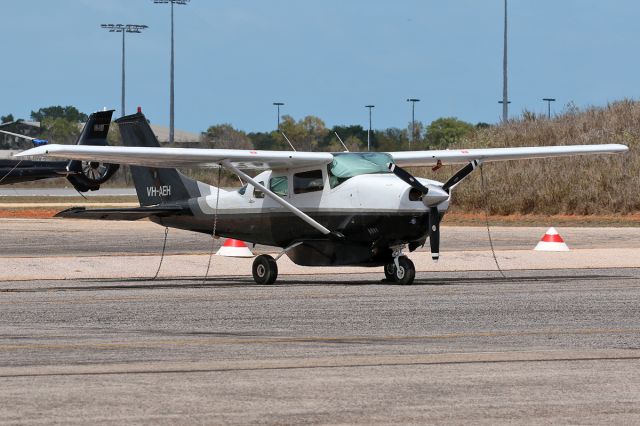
[384,255,415,285]
[252,254,278,285]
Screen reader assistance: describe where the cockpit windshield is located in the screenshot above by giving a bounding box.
[330,152,393,178]
[328,152,393,188]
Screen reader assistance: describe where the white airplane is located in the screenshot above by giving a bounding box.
[17,112,628,284]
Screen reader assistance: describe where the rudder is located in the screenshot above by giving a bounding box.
[116,112,203,206]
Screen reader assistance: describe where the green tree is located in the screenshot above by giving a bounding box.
[1,113,14,123]
[406,121,425,147]
[323,125,367,151]
[202,124,253,149]
[279,115,327,151]
[425,117,474,149]
[41,117,81,144]
[375,128,408,152]
[30,105,88,123]
[248,131,287,150]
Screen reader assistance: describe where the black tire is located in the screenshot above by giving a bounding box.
[384,263,397,282]
[395,256,415,285]
[252,255,278,285]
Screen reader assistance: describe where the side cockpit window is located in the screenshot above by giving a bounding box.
[293,170,324,194]
[269,176,288,197]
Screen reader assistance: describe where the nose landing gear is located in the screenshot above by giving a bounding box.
[384,247,416,285]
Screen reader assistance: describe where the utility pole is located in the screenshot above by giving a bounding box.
[542,98,556,119]
[273,102,284,130]
[499,100,511,121]
[100,24,148,117]
[153,0,190,145]
[502,0,509,122]
[365,105,375,152]
[406,98,420,149]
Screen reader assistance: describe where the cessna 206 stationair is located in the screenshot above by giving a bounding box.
[18,112,628,284]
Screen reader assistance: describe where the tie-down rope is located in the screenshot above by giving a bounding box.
[203,166,222,283]
[479,164,507,279]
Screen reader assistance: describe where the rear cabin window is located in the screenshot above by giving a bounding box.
[269,176,288,197]
[254,182,265,199]
[293,170,324,194]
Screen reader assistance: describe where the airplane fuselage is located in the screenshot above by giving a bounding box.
[152,170,448,266]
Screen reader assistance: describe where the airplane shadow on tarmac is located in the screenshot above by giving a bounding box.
[2,271,631,293]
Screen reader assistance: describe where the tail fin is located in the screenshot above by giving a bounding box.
[67,110,120,192]
[116,112,204,206]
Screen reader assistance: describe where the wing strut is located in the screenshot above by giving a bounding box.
[221,160,332,236]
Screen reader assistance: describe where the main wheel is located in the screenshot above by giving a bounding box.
[394,256,415,285]
[384,263,397,282]
[252,254,278,285]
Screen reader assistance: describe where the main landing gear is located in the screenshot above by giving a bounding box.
[252,247,416,286]
[252,254,278,285]
[384,247,416,285]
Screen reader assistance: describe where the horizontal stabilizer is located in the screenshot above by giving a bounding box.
[55,205,191,221]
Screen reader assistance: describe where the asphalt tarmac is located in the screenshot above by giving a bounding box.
[2,218,640,257]
[1,269,639,424]
[1,219,640,424]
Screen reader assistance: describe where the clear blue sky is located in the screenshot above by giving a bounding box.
[2,1,639,133]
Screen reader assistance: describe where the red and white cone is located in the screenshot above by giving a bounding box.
[534,227,569,251]
[216,239,254,257]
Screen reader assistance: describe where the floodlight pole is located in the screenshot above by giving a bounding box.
[365,105,375,152]
[100,24,148,117]
[542,98,556,119]
[502,0,509,122]
[170,1,175,145]
[273,102,284,130]
[407,98,420,149]
[153,0,190,145]
[498,100,511,121]
[122,29,126,117]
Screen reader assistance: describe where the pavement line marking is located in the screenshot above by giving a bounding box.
[1,328,639,351]
[1,350,639,378]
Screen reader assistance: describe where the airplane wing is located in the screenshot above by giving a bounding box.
[16,144,334,170]
[17,143,627,170]
[389,144,628,167]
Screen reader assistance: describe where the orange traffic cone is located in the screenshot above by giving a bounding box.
[216,239,254,257]
[534,227,569,251]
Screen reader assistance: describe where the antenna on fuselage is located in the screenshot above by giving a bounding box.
[281,132,297,151]
[334,132,349,152]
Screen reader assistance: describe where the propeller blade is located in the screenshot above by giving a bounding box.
[442,159,482,192]
[428,206,440,261]
[388,163,430,194]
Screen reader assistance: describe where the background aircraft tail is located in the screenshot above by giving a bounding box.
[66,110,120,191]
[116,112,204,206]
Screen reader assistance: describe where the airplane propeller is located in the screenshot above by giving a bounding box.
[441,159,481,192]
[428,206,440,260]
[388,160,483,261]
[387,163,430,194]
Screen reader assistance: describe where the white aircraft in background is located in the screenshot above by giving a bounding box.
[17,111,628,285]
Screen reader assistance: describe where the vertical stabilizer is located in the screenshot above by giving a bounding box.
[116,112,203,206]
[66,110,119,191]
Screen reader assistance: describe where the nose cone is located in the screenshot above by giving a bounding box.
[423,186,449,207]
